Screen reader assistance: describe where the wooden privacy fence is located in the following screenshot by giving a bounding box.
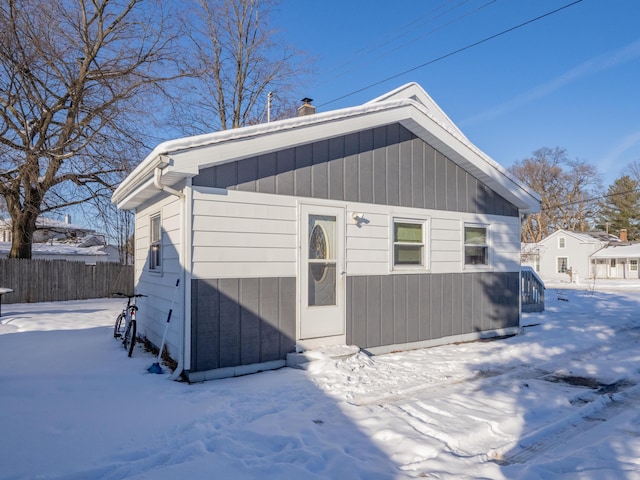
[0,259,134,304]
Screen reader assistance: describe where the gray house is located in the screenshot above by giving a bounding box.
[112,83,540,381]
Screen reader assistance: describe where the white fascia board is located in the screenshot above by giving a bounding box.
[111,154,168,207]
[113,176,157,211]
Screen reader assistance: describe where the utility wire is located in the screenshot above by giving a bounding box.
[324,0,489,81]
[539,188,640,213]
[319,0,584,107]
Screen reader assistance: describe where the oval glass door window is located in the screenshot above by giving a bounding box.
[308,215,336,306]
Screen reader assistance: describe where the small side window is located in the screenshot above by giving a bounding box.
[559,237,566,249]
[393,219,426,268]
[557,257,568,273]
[149,214,162,271]
[464,225,489,266]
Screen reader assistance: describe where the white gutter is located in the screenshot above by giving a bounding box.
[153,166,184,199]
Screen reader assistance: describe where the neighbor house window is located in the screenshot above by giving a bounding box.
[631,260,638,271]
[393,219,426,268]
[559,237,566,248]
[149,214,161,271]
[557,257,568,273]
[464,225,489,266]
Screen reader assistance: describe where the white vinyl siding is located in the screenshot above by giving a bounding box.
[191,188,522,280]
[346,204,520,275]
[192,188,297,279]
[134,191,184,362]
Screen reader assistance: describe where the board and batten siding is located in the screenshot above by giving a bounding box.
[134,191,184,360]
[346,272,520,351]
[192,123,518,218]
[190,277,296,373]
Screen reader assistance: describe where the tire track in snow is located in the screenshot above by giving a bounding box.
[494,382,640,466]
[349,320,640,408]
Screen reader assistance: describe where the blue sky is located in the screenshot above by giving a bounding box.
[275,0,640,187]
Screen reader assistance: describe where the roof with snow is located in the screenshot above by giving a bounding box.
[591,243,640,258]
[112,82,541,213]
[0,217,94,233]
[0,241,108,257]
[540,229,620,245]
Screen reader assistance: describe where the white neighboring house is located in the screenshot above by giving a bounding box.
[521,229,627,282]
[590,242,640,279]
[0,216,119,264]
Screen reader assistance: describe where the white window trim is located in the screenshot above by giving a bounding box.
[558,236,566,249]
[630,259,638,271]
[463,223,491,270]
[390,216,429,273]
[557,256,568,274]
[149,212,162,273]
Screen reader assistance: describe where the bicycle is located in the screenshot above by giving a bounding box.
[112,293,147,357]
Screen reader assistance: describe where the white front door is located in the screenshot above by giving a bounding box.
[299,204,345,339]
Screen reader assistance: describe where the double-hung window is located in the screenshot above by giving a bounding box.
[559,237,566,249]
[464,224,489,266]
[557,257,568,273]
[393,219,426,268]
[149,213,162,272]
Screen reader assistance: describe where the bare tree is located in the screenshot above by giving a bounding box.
[628,159,640,183]
[175,0,305,133]
[509,147,601,242]
[0,0,182,258]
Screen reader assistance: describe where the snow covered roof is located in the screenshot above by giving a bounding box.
[591,243,640,258]
[0,217,94,233]
[540,229,620,246]
[112,82,541,213]
[0,241,108,257]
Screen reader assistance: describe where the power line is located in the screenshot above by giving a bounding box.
[324,0,494,82]
[319,0,584,108]
[540,188,640,213]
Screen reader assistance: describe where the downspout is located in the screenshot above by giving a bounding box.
[154,167,184,200]
[153,166,187,381]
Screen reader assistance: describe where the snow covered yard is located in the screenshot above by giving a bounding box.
[1,284,640,479]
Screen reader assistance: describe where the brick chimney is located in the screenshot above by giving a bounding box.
[297,97,315,117]
[620,228,628,242]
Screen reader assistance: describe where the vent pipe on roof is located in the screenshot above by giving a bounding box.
[297,97,315,117]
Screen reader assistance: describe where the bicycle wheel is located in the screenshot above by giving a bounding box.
[114,313,125,338]
[123,319,137,357]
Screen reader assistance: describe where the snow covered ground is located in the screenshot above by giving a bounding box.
[1,281,640,479]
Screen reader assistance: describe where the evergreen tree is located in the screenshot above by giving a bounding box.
[597,175,640,240]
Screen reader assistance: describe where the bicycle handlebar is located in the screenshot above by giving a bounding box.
[111,292,148,298]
